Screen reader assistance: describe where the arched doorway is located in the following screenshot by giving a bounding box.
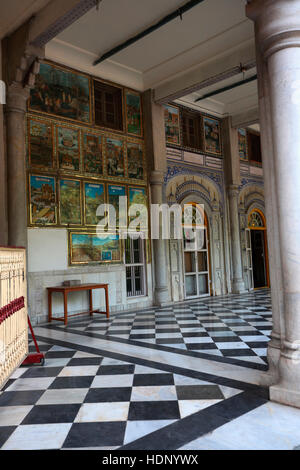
[182,203,212,298]
[247,209,270,289]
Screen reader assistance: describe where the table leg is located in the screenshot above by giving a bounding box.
[63,291,68,326]
[89,289,93,317]
[105,286,110,319]
[48,291,52,323]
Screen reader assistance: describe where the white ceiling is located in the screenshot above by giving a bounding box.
[44,0,258,121]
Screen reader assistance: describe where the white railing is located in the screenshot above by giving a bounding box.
[0,247,28,390]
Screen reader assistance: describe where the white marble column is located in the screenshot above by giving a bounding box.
[247,0,300,407]
[223,117,246,294]
[143,90,170,306]
[227,185,246,293]
[254,20,284,385]
[150,170,170,305]
[6,83,30,248]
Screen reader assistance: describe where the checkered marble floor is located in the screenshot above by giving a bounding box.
[56,290,272,366]
[0,341,244,450]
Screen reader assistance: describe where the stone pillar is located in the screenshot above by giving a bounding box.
[6,83,30,248]
[143,90,170,306]
[150,170,170,305]
[223,117,246,293]
[254,18,284,385]
[227,185,246,293]
[247,0,300,407]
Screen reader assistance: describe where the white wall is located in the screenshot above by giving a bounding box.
[27,228,153,324]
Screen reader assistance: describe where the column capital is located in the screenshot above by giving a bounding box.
[6,83,31,114]
[246,0,300,59]
[227,184,240,198]
[150,170,165,186]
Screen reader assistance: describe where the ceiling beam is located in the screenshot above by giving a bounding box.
[93,0,206,66]
[29,0,99,47]
[231,107,259,128]
[154,40,256,104]
[195,74,257,102]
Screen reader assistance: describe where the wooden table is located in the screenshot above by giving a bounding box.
[47,283,109,326]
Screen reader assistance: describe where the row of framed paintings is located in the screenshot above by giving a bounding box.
[69,232,122,265]
[29,61,143,137]
[28,174,148,228]
[164,104,222,156]
[27,117,146,182]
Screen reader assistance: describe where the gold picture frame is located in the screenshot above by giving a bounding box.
[84,181,106,227]
[125,89,143,138]
[203,116,222,156]
[69,231,123,265]
[59,178,83,226]
[29,60,92,125]
[28,174,57,226]
[126,137,146,182]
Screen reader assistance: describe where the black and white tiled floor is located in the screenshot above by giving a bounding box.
[0,340,244,450]
[3,289,299,450]
[54,289,272,366]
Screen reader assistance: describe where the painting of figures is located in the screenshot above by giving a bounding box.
[57,126,80,172]
[108,185,126,227]
[204,117,222,155]
[106,138,125,177]
[127,141,144,180]
[29,175,56,225]
[29,62,91,123]
[59,179,81,225]
[83,132,103,175]
[125,90,142,136]
[84,182,105,226]
[28,119,54,169]
[128,187,147,224]
[70,232,121,264]
[164,105,181,145]
[238,128,248,160]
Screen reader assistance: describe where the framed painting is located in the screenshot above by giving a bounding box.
[59,179,82,225]
[238,128,248,161]
[203,117,222,155]
[69,232,122,265]
[108,184,127,227]
[164,105,181,145]
[29,174,57,226]
[28,118,54,169]
[29,61,91,124]
[127,140,145,181]
[57,125,80,172]
[84,182,105,226]
[106,137,125,177]
[128,186,148,225]
[125,90,142,137]
[82,131,103,176]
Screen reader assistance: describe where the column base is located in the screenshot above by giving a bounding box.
[270,348,300,409]
[231,279,247,294]
[259,338,281,387]
[154,287,170,307]
[270,385,300,409]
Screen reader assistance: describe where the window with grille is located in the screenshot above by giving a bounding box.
[182,110,202,150]
[125,236,146,298]
[94,80,123,131]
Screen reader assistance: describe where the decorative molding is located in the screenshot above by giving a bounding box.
[31,0,99,47]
